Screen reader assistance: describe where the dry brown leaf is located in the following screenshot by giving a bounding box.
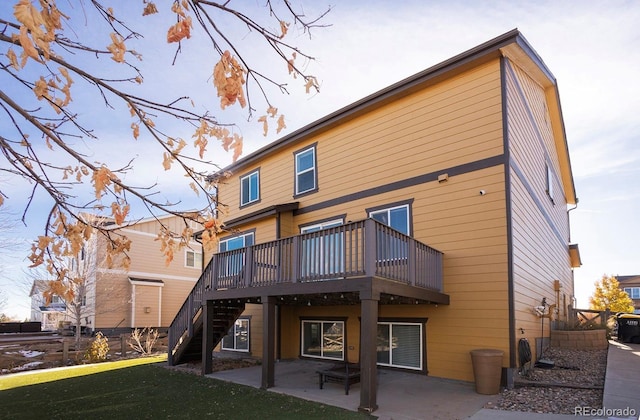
[142,2,158,16]
[111,202,129,225]
[167,16,192,43]
[213,51,247,110]
[266,106,278,118]
[107,32,126,63]
[162,152,172,170]
[92,166,113,199]
[279,20,290,39]
[231,134,243,162]
[18,25,41,64]
[258,115,268,137]
[6,48,20,70]
[305,76,318,93]
[131,123,139,140]
[33,76,49,100]
[287,52,296,77]
[276,114,286,134]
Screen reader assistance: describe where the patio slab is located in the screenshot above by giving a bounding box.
[208,359,497,420]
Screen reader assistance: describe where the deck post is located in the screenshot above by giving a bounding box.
[364,218,377,277]
[359,293,379,413]
[201,299,214,375]
[261,295,275,389]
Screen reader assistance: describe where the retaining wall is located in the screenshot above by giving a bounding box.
[550,329,608,350]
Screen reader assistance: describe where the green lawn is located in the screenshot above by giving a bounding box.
[0,356,374,419]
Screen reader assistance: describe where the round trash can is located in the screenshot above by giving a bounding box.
[470,349,504,395]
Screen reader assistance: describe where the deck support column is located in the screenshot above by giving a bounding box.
[261,296,275,389]
[359,293,379,413]
[201,299,214,375]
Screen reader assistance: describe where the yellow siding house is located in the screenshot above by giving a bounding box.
[168,30,581,412]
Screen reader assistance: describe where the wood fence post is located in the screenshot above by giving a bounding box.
[62,340,69,364]
[121,334,127,356]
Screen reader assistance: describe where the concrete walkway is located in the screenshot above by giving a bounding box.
[207,341,640,420]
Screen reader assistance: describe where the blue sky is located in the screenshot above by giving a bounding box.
[1,0,639,318]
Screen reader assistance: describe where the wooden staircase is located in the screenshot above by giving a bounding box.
[167,267,245,365]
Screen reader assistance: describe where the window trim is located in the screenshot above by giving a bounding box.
[185,248,203,269]
[221,317,250,352]
[293,143,318,197]
[545,162,555,205]
[366,199,414,236]
[219,230,256,252]
[624,287,640,300]
[377,317,427,373]
[300,318,346,361]
[239,168,261,208]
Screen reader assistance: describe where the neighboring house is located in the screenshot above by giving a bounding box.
[168,29,581,412]
[29,280,67,331]
[617,275,640,314]
[32,214,201,335]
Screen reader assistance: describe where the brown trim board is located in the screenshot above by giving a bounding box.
[295,154,505,216]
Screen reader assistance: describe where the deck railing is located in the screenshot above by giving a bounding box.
[168,218,443,363]
[204,218,443,291]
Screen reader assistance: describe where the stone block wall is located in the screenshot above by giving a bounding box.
[550,329,608,350]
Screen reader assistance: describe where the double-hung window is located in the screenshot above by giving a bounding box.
[185,249,202,268]
[240,170,260,207]
[222,318,250,352]
[294,145,317,196]
[301,320,344,360]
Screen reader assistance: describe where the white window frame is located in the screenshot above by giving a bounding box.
[185,249,203,268]
[546,163,555,204]
[219,232,255,277]
[300,219,344,278]
[240,170,260,207]
[222,318,250,352]
[624,287,640,300]
[301,320,344,361]
[377,321,423,371]
[369,204,410,235]
[295,146,317,196]
[219,232,255,252]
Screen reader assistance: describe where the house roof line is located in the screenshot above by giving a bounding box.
[219,29,551,174]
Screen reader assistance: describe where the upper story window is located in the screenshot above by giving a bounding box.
[240,169,260,207]
[369,204,410,235]
[294,144,317,196]
[219,232,255,252]
[624,287,640,300]
[185,249,203,268]
[546,163,555,204]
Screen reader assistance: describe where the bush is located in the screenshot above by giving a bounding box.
[85,332,110,363]
[128,327,159,355]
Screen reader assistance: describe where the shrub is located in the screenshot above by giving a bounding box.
[85,332,110,363]
[128,327,159,355]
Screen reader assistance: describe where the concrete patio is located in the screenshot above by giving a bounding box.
[208,359,497,420]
